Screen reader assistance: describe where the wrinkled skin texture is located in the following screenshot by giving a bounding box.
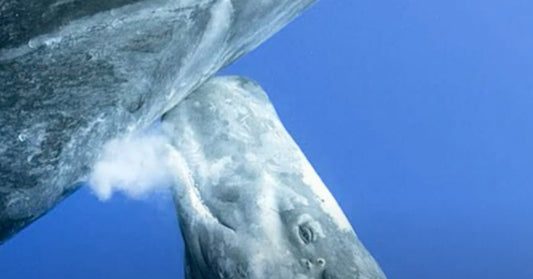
[0,0,317,244]
[161,76,386,279]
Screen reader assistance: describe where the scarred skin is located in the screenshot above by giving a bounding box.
[161,76,386,279]
[0,0,317,244]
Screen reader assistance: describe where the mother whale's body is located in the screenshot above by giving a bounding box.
[0,0,317,243]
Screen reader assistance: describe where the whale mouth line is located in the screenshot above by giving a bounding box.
[166,145,239,236]
[216,217,236,232]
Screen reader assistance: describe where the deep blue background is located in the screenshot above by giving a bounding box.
[2,1,533,278]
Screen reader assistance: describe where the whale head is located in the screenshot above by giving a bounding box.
[162,76,386,279]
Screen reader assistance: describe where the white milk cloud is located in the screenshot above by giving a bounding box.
[89,133,173,201]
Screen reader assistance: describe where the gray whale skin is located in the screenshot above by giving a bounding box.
[161,76,386,279]
[0,0,316,243]
[0,1,387,278]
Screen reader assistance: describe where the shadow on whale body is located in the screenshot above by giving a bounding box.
[161,76,386,278]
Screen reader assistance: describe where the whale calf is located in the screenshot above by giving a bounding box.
[0,0,317,244]
[161,76,386,278]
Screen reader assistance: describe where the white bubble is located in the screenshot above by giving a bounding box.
[89,133,173,200]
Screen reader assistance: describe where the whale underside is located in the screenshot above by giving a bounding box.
[0,0,317,244]
[161,76,386,279]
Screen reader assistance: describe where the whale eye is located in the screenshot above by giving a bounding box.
[299,224,315,244]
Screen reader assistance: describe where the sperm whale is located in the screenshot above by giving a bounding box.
[161,76,386,279]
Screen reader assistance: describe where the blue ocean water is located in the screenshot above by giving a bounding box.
[2,0,533,278]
